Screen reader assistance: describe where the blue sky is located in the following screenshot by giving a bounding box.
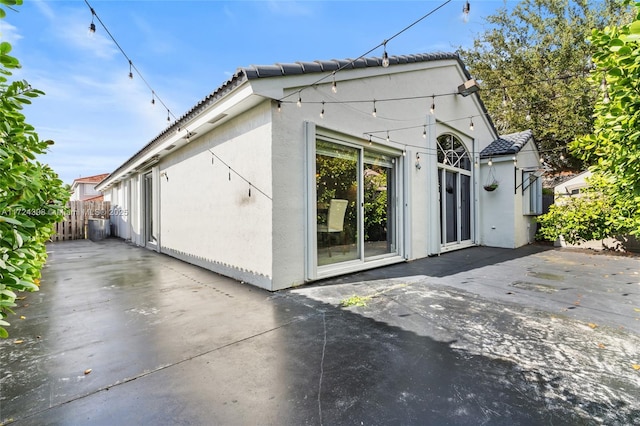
[1,0,511,184]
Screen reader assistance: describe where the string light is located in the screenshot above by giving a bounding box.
[331,73,338,94]
[128,60,133,79]
[422,125,427,139]
[469,117,474,131]
[382,41,390,68]
[208,149,273,201]
[372,100,377,117]
[368,135,372,145]
[599,76,607,92]
[166,109,171,122]
[386,131,390,142]
[277,100,282,112]
[297,93,302,108]
[88,7,96,34]
[151,91,155,105]
[320,101,325,119]
[430,95,435,115]
[462,1,470,22]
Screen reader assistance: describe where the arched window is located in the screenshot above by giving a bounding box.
[437,134,471,170]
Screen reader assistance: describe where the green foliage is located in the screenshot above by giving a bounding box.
[539,4,640,241]
[537,176,633,243]
[459,0,633,171]
[0,0,70,337]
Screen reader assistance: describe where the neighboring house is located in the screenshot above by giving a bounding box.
[554,170,592,198]
[70,173,109,201]
[96,52,543,291]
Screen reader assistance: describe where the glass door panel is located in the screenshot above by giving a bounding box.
[364,152,395,258]
[316,141,359,266]
[461,174,471,241]
[444,170,458,244]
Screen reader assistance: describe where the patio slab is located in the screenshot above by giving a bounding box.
[1,239,639,425]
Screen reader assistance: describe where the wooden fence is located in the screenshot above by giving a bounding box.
[51,200,111,242]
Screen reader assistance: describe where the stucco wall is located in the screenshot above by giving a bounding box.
[479,157,516,248]
[479,141,541,248]
[157,103,274,288]
[267,60,496,287]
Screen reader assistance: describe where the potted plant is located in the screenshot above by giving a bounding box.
[483,180,499,191]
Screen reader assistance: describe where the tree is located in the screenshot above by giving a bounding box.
[537,2,640,243]
[0,0,70,338]
[458,0,633,170]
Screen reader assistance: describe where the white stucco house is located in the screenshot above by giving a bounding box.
[97,52,543,291]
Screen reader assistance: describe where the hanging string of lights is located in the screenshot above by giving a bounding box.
[278,0,456,104]
[207,150,273,201]
[84,0,177,124]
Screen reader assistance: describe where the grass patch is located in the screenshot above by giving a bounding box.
[340,294,372,307]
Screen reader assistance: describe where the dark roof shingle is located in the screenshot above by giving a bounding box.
[480,130,533,158]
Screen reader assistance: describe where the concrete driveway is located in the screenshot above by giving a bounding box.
[1,240,639,425]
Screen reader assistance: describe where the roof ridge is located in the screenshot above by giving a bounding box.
[241,51,461,79]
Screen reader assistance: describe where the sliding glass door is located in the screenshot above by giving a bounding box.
[316,139,398,267]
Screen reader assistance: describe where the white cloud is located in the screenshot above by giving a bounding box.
[33,0,55,21]
[0,21,22,44]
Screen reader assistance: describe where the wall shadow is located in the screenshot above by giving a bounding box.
[316,244,553,285]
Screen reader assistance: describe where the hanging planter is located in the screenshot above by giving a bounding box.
[483,159,499,191]
[483,181,499,192]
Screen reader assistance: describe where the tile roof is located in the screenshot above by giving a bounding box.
[72,173,110,184]
[480,130,533,158]
[241,52,462,79]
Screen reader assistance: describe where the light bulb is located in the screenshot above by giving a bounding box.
[525,113,531,121]
[320,102,325,119]
[372,100,377,117]
[422,126,427,139]
[331,78,337,94]
[488,159,493,167]
[382,51,390,68]
[386,131,390,142]
[277,101,282,112]
[128,60,133,80]
[297,94,302,108]
[469,118,474,131]
[89,22,96,34]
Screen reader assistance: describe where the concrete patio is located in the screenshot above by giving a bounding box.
[1,239,639,425]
